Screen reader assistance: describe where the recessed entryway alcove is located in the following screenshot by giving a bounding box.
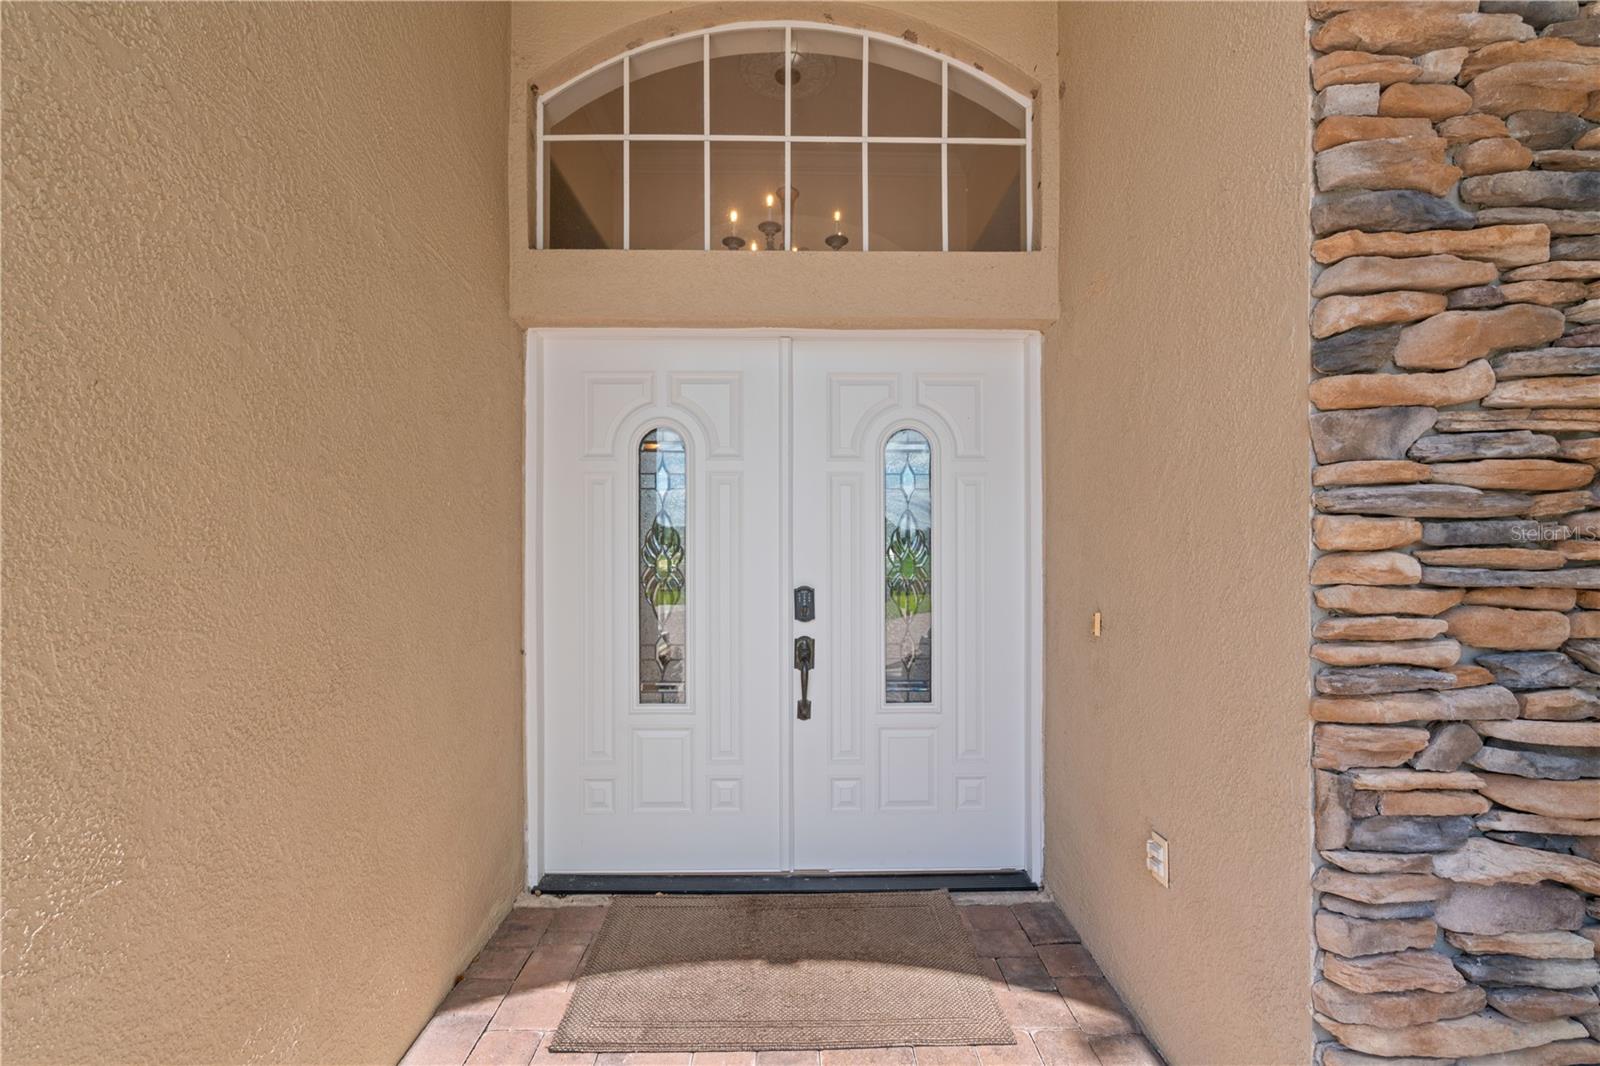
[515,7,1055,892]
[507,4,1315,1065]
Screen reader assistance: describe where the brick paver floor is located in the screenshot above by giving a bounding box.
[400,896,1164,1066]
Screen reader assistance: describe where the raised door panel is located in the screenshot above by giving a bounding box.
[790,336,1028,872]
[542,335,784,873]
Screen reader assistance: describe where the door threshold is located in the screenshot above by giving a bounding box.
[534,871,1036,895]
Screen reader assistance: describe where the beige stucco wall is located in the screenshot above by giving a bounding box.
[1046,4,1313,1064]
[509,1,1062,329]
[2,4,524,1063]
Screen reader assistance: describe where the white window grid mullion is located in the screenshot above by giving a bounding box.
[622,54,631,250]
[535,91,544,249]
[783,25,792,251]
[703,32,711,251]
[542,134,1024,145]
[1025,99,1034,252]
[545,133,791,142]
[940,59,949,253]
[860,33,869,253]
[542,133,639,142]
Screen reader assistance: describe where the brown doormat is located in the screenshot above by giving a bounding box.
[550,891,1015,1052]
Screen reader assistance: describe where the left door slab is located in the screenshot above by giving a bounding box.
[541,335,786,873]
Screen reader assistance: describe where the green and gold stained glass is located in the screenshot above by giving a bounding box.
[884,428,932,703]
[639,428,687,703]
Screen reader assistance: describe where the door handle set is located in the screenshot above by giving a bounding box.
[794,635,814,720]
[793,585,816,721]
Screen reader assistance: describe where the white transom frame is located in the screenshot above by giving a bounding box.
[534,21,1035,252]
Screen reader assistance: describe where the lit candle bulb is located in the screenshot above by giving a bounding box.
[716,207,752,251]
[833,210,842,236]
[765,193,775,222]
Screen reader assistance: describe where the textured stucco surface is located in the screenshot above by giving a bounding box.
[509,1,1061,329]
[2,4,524,1063]
[1046,4,1313,1064]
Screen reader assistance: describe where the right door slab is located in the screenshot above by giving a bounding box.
[791,336,1030,872]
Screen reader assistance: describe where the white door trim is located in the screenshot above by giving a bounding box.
[1023,332,1044,886]
[522,328,1045,887]
[524,329,545,886]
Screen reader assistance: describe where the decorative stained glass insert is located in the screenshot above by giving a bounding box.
[884,429,932,703]
[639,429,687,703]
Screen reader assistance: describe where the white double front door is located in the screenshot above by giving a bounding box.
[537,332,1035,875]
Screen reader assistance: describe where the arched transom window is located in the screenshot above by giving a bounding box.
[536,22,1033,252]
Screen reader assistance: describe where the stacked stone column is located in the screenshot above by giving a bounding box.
[1309,2,1600,1063]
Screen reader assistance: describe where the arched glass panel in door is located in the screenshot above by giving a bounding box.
[537,22,1032,252]
[884,428,932,704]
[639,428,687,704]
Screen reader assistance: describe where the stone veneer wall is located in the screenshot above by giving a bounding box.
[1308,3,1600,1064]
